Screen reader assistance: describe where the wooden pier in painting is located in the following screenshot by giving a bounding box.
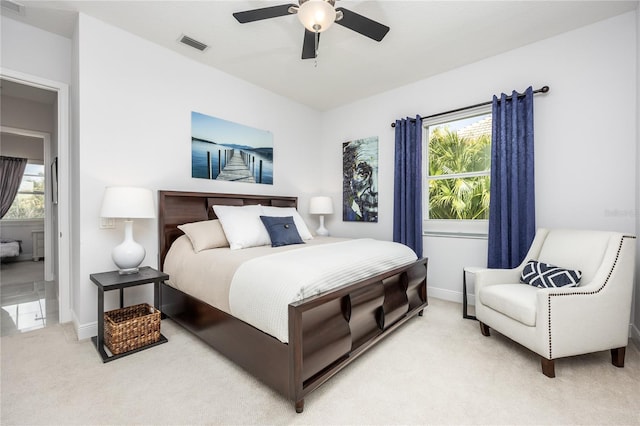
[216,151,256,183]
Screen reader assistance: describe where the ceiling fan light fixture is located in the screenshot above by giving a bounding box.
[297,0,336,33]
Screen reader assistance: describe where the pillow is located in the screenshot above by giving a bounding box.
[212,205,271,250]
[259,216,305,247]
[177,219,229,252]
[260,206,313,240]
[520,260,582,288]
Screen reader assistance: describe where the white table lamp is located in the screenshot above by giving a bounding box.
[309,196,333,237]
[100,186,155,274]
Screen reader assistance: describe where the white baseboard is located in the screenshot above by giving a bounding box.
[428,286,475,305]
[427,287,459,303]
[73,310,96,341]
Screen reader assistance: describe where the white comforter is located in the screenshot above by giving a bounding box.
[228,238,417,343]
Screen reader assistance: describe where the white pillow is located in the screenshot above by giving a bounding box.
[212,204,271,250]
[260,206,313,240]
[177,219,229,252]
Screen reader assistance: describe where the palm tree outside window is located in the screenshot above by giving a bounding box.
[423,108,491,237]
[3,162,45,220]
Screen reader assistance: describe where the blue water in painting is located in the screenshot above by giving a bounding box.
[192,139,273,184]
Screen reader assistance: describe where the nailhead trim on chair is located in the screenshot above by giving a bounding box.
[546,235,636,360]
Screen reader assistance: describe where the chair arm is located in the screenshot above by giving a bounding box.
[534,284,632,359]
[474,268,523,306]
[475,268,522,288]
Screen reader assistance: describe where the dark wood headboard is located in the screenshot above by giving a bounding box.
[158,191,298,269]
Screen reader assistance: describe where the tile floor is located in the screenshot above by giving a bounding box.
[0,261,58,336]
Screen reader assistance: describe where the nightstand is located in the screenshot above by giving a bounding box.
[90,266,169,362]
[31,230,44,261]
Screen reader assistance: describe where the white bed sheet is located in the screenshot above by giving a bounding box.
[164,235,349,313]
[163,236,418,343]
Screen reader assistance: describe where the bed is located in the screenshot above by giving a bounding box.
[1,238,22,260]
[158,190,428,412]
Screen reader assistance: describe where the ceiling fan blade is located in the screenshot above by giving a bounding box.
[233,4,296,23]
[302,29,319,59]
[334,7,390,42]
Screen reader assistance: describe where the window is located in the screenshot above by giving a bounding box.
[3,163,45,220]
[424,108,492,236]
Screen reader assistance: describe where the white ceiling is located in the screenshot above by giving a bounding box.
[2,0,638,110]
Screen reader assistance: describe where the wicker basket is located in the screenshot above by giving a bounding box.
[104,303,161,355]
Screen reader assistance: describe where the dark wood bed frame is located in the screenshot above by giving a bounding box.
[158,190,428,413]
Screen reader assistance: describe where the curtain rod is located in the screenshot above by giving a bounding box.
[390,85,549,128]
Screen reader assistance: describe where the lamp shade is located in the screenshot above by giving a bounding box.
[100,187,155,219]
[309,196,334,215]
[297,0,336,33]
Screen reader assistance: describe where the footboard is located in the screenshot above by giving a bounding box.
[288,258,428,412]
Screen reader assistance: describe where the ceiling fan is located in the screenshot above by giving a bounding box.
[233,0,390,60]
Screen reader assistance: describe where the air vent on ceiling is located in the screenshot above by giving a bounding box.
[1,0,25,15]
[178,34,209,52]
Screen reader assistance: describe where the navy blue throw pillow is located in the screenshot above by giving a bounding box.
[520,260,582,288]
[260,216,305,247]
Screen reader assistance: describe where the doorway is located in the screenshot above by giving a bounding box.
[0,70,71,324]
[1,127,54,280]
[0,127,56,335]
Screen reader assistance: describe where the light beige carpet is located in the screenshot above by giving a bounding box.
[1,298,638,425]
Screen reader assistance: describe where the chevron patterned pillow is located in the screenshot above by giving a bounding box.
[520,260,582,288]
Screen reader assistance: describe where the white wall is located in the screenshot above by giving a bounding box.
[1,133,44,160]
[1,96,55,134]
[0,16,71,85]
[71,13,82,334]
[634,4,640,342]
[320,12,638,307]
[73,14,323,337]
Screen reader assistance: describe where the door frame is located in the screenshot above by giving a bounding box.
[1,68,71,323]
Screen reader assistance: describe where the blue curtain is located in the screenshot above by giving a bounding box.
[487,87,536,269]
[393,116,423,258]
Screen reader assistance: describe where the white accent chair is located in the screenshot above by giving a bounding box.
[474,228,636,377]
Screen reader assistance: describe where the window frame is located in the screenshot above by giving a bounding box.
[2,160,46,221]
[422,105,492,238]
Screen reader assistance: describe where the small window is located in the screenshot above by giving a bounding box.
[424,108,491,236]
[3,163,45,220]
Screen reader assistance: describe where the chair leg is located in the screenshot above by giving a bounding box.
[479,322,490,336]
[541,358,555,378]
[611,347,626,368]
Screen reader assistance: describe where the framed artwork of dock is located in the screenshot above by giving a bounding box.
[342,136,378,222]
[191,111,274,185]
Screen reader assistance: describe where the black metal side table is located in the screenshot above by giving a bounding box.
[90,266,169,362]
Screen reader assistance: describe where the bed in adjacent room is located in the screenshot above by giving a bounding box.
[158,190,428,412]
[0,238,21,261]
